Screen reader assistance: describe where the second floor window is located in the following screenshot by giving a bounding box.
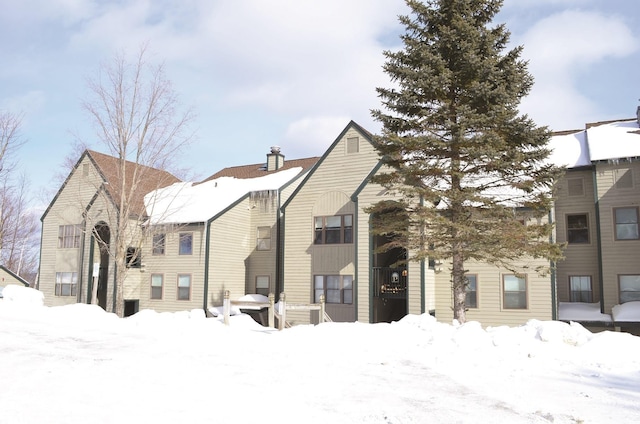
[152,233,165,255]
[126,247,141,268]
[257,227,271,251]
[314,215,353,244]
[179,233,193,255]
[58,225,81,248]
[567,214,589,244]
[614,207,639,240]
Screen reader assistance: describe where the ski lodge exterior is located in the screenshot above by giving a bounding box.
[37,113,640,329]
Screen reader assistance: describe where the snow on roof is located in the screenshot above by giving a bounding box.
[612,301,640,322]
[547,130,591,168]
[144,167,304,224]
[558,302,612,322]
[549,119,640,169]
[586,120,640,162]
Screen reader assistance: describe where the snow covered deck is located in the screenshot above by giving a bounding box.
[558,301,640,327]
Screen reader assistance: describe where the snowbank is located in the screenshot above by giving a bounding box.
[0,285,44,307]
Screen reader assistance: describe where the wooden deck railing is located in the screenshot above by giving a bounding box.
[222,291,328,329]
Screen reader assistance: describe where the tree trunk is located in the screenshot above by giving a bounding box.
[451,247,466,324]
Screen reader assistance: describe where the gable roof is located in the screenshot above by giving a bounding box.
[0,265,30,287]
[282,120,375,210]
[145,166,313,225]
[86,150,182,217]
[200,156,319,182]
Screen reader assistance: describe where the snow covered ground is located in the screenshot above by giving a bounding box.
[1,286,639,424]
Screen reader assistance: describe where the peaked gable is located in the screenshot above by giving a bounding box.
[0,265,30,287]
[87,150,182,218]
[282,120,376,210]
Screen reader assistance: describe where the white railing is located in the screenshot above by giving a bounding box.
[222,290,328,329]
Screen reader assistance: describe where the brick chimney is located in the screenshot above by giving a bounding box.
[266,146,285,171]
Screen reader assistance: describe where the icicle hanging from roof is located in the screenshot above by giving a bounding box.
[250,189,278,212]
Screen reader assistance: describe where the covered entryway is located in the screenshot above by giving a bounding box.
[88,222,110,310]
[372,235,408,323]
[370,202,408,323]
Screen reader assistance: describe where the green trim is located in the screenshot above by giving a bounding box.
[593,168,605,314]
[78,190,101,303]
[203,218,213,312]
[353,196,359,322]
[282,120,375,211]
[351,161,384,201]
[420,196,425,314]
[36,222,45,290]
[278,213,285,297]
[368,215,374,323]
[420,259,425,314]
[549,210,557,320]
[87,235,95,304]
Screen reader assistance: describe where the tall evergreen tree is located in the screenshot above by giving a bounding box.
[370,0,564,323]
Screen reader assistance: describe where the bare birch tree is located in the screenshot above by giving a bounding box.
[0,111,38,283]
[82,45,194,316]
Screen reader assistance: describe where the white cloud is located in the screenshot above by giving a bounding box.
[522,10,637,72]
[517,10,638,129]
[283,115,354,158]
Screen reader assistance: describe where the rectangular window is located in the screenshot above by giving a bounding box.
[150,274,163,300]
[179,233,193,255]
[126,247,141,268]
[314,215,353,245]
[465,275,478,309]
[256,275,270,296]
[619,275,640,303]
[314,275,353,304]
[569,276,592,302]
[152,233,165,255]
[567,214,589,244]
[614,207,639,240]
[257,226,271,251]
[55,272,78,296]
[58,225,81,248]
[503,274,527,309]
[177,274,191,300]
[567,178,584,196]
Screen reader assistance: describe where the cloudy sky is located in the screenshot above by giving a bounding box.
[1,0,638,207]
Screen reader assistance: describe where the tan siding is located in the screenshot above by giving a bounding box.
[136,223,205,312]
[40,156,109,307]
[283,126,379,324]
[246,198,278,295]
[554,169,600,303]
[208,200,252,305]
[435,259,552,327]
[593,162,640,313]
